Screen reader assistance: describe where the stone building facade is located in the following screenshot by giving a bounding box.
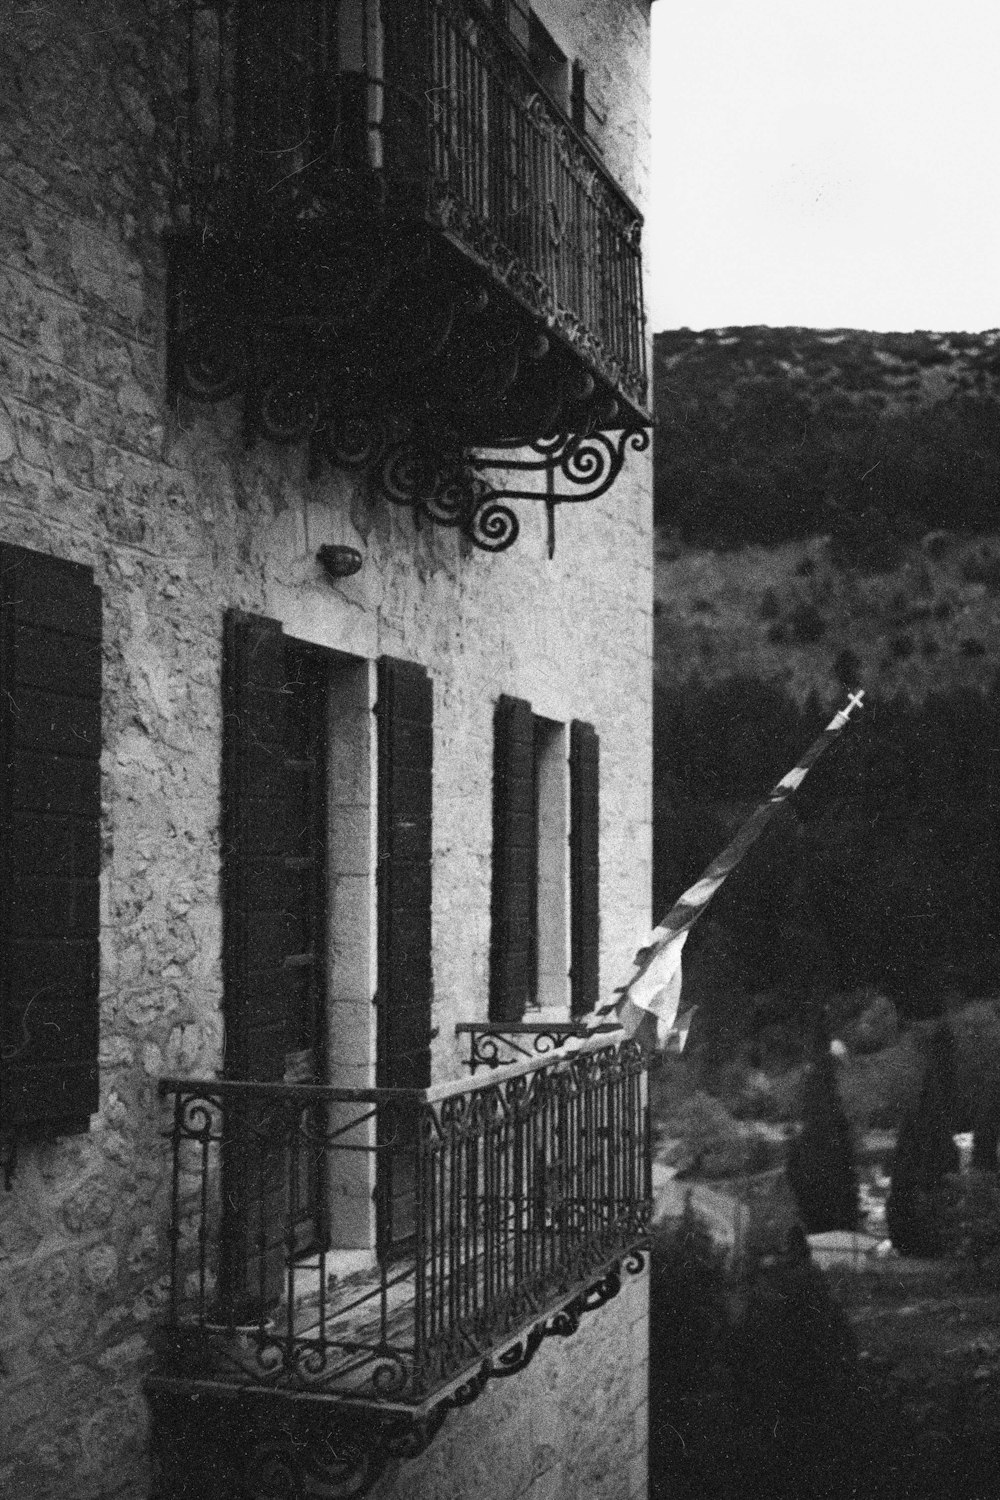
[0,2,654,1497]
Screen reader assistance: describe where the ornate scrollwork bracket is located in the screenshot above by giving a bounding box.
[374,423,652,558]
[315,417,650,557]
[457,1020,622,1072]
[167,237,650,558]
[147,1254,648,1499]
[471,426,652,558]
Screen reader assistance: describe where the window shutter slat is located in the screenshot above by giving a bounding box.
[570,720,600,1018]
[9,749,100,815]
[490,694,535,1022]
[376,656,433,1258]
[0,542,101,1137]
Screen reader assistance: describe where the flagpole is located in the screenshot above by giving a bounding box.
[602,690,866,1046]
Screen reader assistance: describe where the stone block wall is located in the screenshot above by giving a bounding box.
[0,3,653,1497]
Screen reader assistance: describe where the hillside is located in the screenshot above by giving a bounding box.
[654,325,1000,703]
[651,327,1000,1014]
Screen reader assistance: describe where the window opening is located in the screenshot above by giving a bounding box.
[528,12,569,115]
[531,717,570,1011]
[280,639,329,1254]
[324,655,378,1252]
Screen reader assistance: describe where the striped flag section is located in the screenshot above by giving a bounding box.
[602,690,865,1048]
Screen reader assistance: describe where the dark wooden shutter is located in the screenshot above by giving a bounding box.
[490,695,535,1022]
[0,544,101,1137]
[222,610,319,1083]
[376,657,433,1258]
[220,609,303,1314]
[570,720,600,1018]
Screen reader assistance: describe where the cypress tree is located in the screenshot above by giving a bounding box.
[787,1013,859,1233]
[886,1021,959,1256]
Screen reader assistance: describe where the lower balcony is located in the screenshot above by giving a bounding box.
[145,1033,650,1498]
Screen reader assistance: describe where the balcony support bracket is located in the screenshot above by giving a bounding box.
[146,1253,647,1499]
[315,417,651,557]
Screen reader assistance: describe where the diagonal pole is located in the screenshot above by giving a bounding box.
[602,690,865,1044]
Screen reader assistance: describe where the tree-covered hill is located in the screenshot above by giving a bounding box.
[652,326,1000,1014]
[655,326,1000,552]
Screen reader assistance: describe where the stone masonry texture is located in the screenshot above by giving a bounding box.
[0,3,653,1497]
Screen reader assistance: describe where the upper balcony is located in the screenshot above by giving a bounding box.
[168,0,651,552]
[145,1032,650,1497]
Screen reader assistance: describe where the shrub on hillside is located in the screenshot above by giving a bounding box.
[665,1090,747,1179]
[786,1023,859,1233]
[649,1200,731,1499]
[837,1032,924,1131]
[726,1229,862,1498]
[650,1197,730,1397]
[947,1000,1000,1166]
[679,922,753,1081]
[945,1169,1000,1274]
[842,992,899,1054]
[887,1023,960,1256]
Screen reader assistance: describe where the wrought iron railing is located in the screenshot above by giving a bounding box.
[385,0,647,408]
[457,1020,622,1073]
[177,0,647,414]
[152,1035,650,1410]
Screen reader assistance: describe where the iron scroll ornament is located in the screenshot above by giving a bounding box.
[471,426,651,557]
[168,256,650,556]
[147,1254,650,1499]
[171,316,649,554]
[316,418,651,557]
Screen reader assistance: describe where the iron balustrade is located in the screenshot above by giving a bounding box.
[177,0,648,415]
[457,1020,622,1073]
[386,0,648,409]
[154,1034,650,1409]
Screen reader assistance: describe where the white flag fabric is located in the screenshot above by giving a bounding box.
[616,930,688,1041]
[601,691,865,1048]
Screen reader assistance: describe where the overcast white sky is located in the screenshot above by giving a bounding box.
[648,0,1000,334]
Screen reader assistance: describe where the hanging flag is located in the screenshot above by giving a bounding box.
[602,690,865,1048]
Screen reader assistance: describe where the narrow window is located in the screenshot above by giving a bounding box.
[507,0,531,51]
[491,701,583,1019]
[490,695,535,1022]
[220,619,435,1299]
[571,60,587,135]
[569,720,600,1017]
[325,656,378,1251]
[528,12,569,115]
[533,718,570,1011]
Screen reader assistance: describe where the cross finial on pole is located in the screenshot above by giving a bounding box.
[831,689,866,729]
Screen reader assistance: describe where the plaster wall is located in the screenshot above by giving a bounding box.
[0,3,652,1496]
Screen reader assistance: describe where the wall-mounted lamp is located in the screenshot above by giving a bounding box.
[317,544,363,581]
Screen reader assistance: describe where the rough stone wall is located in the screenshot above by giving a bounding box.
[372,1263,650,1500]
[0,3,653,1498]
